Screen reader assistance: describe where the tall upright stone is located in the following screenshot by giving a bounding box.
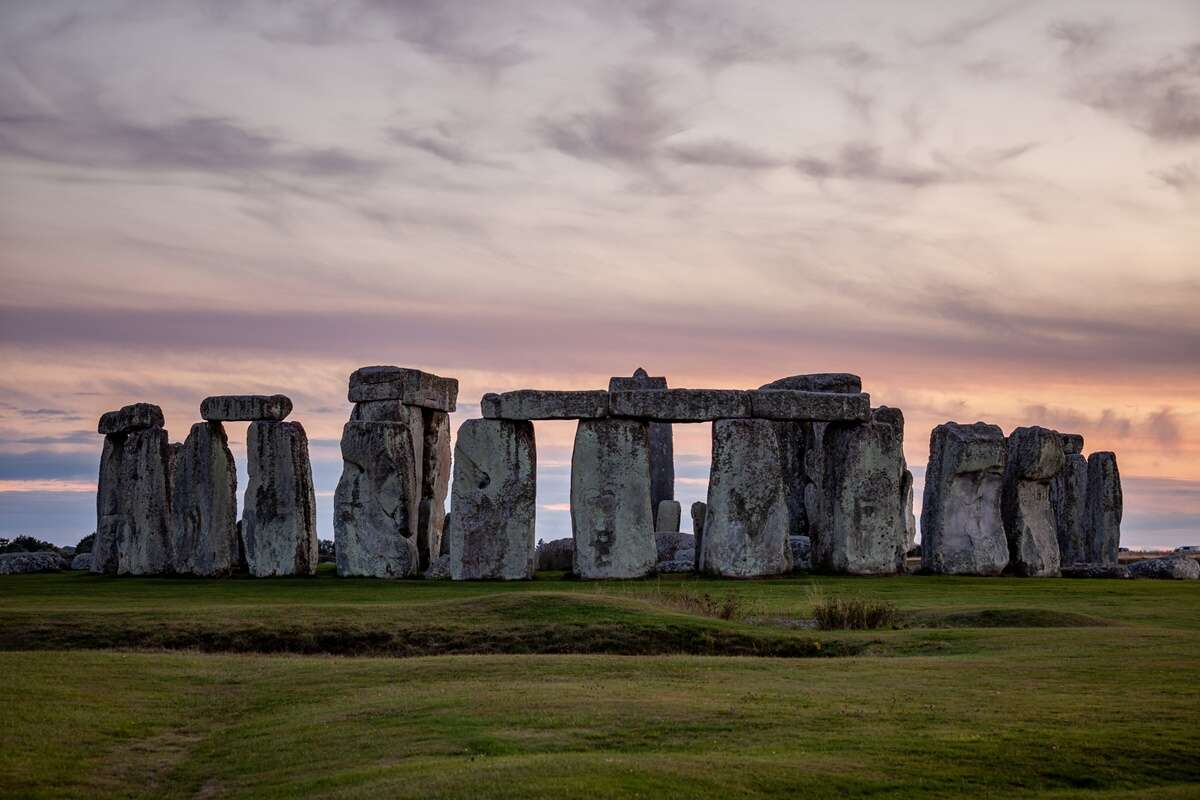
[656,500,682,533]
[818,407,907,574]
[921,422,1009,575]
[901,466,917,552]
[170,421,238,576]
[691,500,707,571]
[1051,433,1088,566]
[417,409,452,570]
[702,418,791,577]
[571,418,657,579]
[116,427,174,575]
[1002,426,1065,577]
[334,418,422,578]
[93,434,124,575]
[448,419,536,580]
[609,369,673,528]
[1085,452,1122,566]
[242,421,318,577]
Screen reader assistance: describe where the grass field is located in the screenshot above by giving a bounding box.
[2,568,1198,798]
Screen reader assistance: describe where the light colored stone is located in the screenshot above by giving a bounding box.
[1052,452,1089,566]
[749,390,871,422]
[656,500,681,533]
[0,551,65,574]
[242,421,318,577]
[334,419,422,578]
[818,408,907,575]
[347,366,458,410]
[656,554,695,573]
[570,418,657,578]
[610,389,751,422]
[1127,555,1198,580]
[609,369,674,521]
[116,427,174,575]
[448,419,536,580]
[423,553,451,579]
[170,421,239,576]
[655,531,695,562]
[417,409,451,570]
[701,418,791,577]
[789,535,812,571]
[70,552,93,570]
[1085,452,1122,566]
[97,403,163,435]
[200,394,292,422]
[1002,426,1065,577]
[482,390,609,420]
[921,422,1010,575]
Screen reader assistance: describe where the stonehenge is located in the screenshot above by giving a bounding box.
[86,366,1132,583]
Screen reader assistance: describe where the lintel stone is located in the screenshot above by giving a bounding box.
[347,366,458,411]
[482,390,609,420]
[609,389,751,421]
[749,390,871,422]
[201,394,292,421]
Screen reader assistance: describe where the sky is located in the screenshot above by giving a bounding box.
[1,0,1198,549]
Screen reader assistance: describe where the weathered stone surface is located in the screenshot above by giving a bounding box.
[818,408,907,575]
[1052,452,1089,566]
[447,419,537,580]
[439,513,452,556]
[93,435,124,575]
[115,427,174,575]
[921,422,1009,575]
[348,366,458,411]
[423,553,451,580]
[334,419,422,578]
[702,418,791,577]
[71,552,93,570]
[1127,556,1199,580]
[200,394,292,422]
[0,551,65,574]
[789,535,812,571]
[242,421,318,577]
[97,403,163,435]
[417,409,451,570]
[610,389,751,422]
[482,390,609,420]
[609,369,674,521]
[171,422,239,576]
[536,538,574,571]
[1061,562,1130,579]
[350,400,413,422]
[1002,426,1065,577]
[691,500,707,571]
[1060,433,1085,455]
[750,390,871,422]
[655,531,695,562]
[570,418,657,579]
[656,500,682,533]
[656,553,695,573]
[1085,452,1122,566]
[901,467,917,552]
[759,373,863,394]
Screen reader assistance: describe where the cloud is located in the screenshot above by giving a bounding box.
[387,125,501,167]
[1048,19,1112,60]
[666,138,785,169]
[0,450,97,481]
[363,0,532,77]
[795,143,944,187]
[1152,160,1200,192]
[2,431,97,446]
[908,3,1026,48]
[1146,408,1183,448]
[1073,43,1200,141]
[1022,405,1185,449]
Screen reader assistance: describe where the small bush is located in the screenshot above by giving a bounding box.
[810,591,899,631]
[75,533,96,555]
[637,586,748,621]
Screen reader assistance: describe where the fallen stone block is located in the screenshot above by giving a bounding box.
[1127,556,1198,580]
[447,419,537,580]
[656,554,695,573]
[570,418,657,578]
[348,366,458,411]
[482,389,609,420]
[0,551,66,574]
[70,552,93,571]
[610,389,751,421]
[1061,562,1131,579]
[1002,426,1065,577]
[242,421,318,577]
[97,403,164,435]
[200,394,292,421]
[655,531,695,562]
[749,390,871,422]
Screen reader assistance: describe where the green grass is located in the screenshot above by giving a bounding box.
[2,568,1198,798]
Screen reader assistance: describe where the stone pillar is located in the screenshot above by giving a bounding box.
[691,500,707,572]
[901,465,917,553]
[417,409,452,569]
[570,418,657,579]
[1051,434,1088,566]
[1085,452,1122,566]
[701,418,791,577]
[656,500,681,533]
[921,422,1009,575]
[1002,426,1065,577]
[93,434,125,575]
[448,419,537,580]
[609,369,673,527]
[334,419,422,578]
[242,421,318,576]
[170,421,238,576]
[818,407,908,574]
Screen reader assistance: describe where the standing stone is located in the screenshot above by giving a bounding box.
[334,419,422,578]
[170,422,238,576]
[417,409,452,570]
[1051,433,1089,566]
[439,513,452,556]
[93,435,124,575]
[116,427,174,575]
[701,418,791,577]
[656,500,681,533]
[1002,426,1065,577]
[1085,452,1122,566]
[789,535,813,571]
[921,422,1009,575]
[242,421,318,577]
[818,407,907,574]
[447,419,536,580]
[901,466,917,552]
[691,500,707,571]
[609,369,674,527]
[570,418,657,579]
